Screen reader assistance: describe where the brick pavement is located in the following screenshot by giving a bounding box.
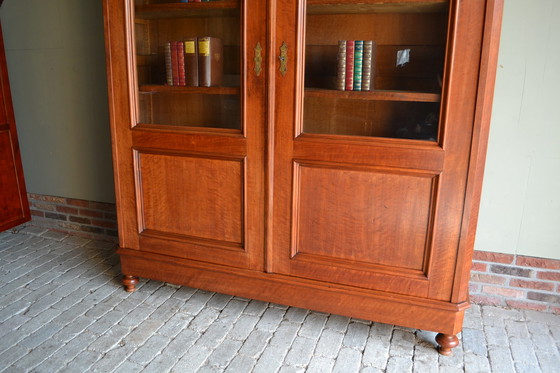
[0,225,559,372]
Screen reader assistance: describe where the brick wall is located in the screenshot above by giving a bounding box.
[470,251,560,313]
[28,193,118,243]
[24,194,560,313]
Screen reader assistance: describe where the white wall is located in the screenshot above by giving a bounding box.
[475,0,560,259]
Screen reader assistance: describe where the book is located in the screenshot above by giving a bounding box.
[184,37,199,87]
[362,40,376,91]
[177,41,186,86]
[198,36,224,87]
[353,40,363,91]
[171,41,180,86]
[345,40,355,91]
[336,40,346,91]
[164,42,173,86]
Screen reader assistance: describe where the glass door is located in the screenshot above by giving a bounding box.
[108,0,266,270]
[271,0,487,301]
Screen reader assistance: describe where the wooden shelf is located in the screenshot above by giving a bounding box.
[135,1,239,19]
[305,88,441,103]
[307,0,448,15]
[140,85,240,95]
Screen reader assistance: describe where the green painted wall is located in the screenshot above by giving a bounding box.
[0,0,114,203]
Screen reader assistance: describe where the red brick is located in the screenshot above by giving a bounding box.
[59,222,82,231]
[482,285,524,298]
[505,300,548,311]
[89,201,116,211]
[537,271,560,281]
[471,262,488,272]
[79,209,105,218]
[91,219,117,229]
[69,216,91,225]
[30,210,45,217]
[104,212,117,221]
[471,273,506,285]
[473,251,514,264]
[527,292,560,304]
[66,198,90,208]
[470,294,504,306]
[510,279,555,291]
[29,194,66,203]
[32,202,56,211]
[56,205,79,215]
[516,256,560,270]
[551,306,560,315]
[469,283,481,293]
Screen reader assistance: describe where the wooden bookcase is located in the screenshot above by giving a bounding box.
[103,0,503,355]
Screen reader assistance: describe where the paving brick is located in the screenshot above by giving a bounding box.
[315,328,345,358]
[243,299,269,316]
[342,321,370,350]
[238,329,273,359]
[463,353,491,373]
[87,324,130,353]
[484,325,509,346]
[269,321,300,348]
[487,346,515,373]
[161,327,200,358]
[284,307,309,324]
[386,355,413,373]
[462,328,487,356]
[412,343,439,373]
[228,314,260,341]
[129,333,170,365]
[256,306,286,332]
[333,346,362,372]
[122,318,164,346]
[189,307,221,333]
[157,312,194,338]
[509,337,539,366]
[362,335,390,369]
[389,329,415,358]
[207,339,242,368]
[284,336,315,367]
[298,312,328,339]
[112,360,143,373]
[172,344,212,373]
[224,354,256,373]
[198,321,233,349]
[306,355,336,373]
[142,352,178,373]
[216,298,247,324]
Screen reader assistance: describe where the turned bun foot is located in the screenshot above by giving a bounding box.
[436,333,459,355]
[122,275,139,292]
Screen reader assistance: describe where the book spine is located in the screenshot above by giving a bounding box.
[177,41,186,86]
[345,40,355,91]
[164,42,173,86]
[171,41,179,86]
[336,40,346,91]
[353,40,363,91]
[198,36,224,87]
[362,40,375,91]
[184,37,199,86]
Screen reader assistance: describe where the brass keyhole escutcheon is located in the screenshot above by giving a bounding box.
[279,42,288,76]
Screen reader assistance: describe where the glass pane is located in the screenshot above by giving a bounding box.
[134,0,241,130]
[303,0,449,141]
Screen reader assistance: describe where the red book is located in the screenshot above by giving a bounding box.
[177,41,186,86]
[345,40,355,91]
[171,41,179,86]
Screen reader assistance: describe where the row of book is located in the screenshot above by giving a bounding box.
[337,40,377,91]
[178,1,220,3]
[164,37,223,87]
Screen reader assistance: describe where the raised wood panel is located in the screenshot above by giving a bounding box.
[135,150,244,244]
[293,162,437,271]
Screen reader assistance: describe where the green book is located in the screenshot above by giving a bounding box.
[353,40,363,91]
